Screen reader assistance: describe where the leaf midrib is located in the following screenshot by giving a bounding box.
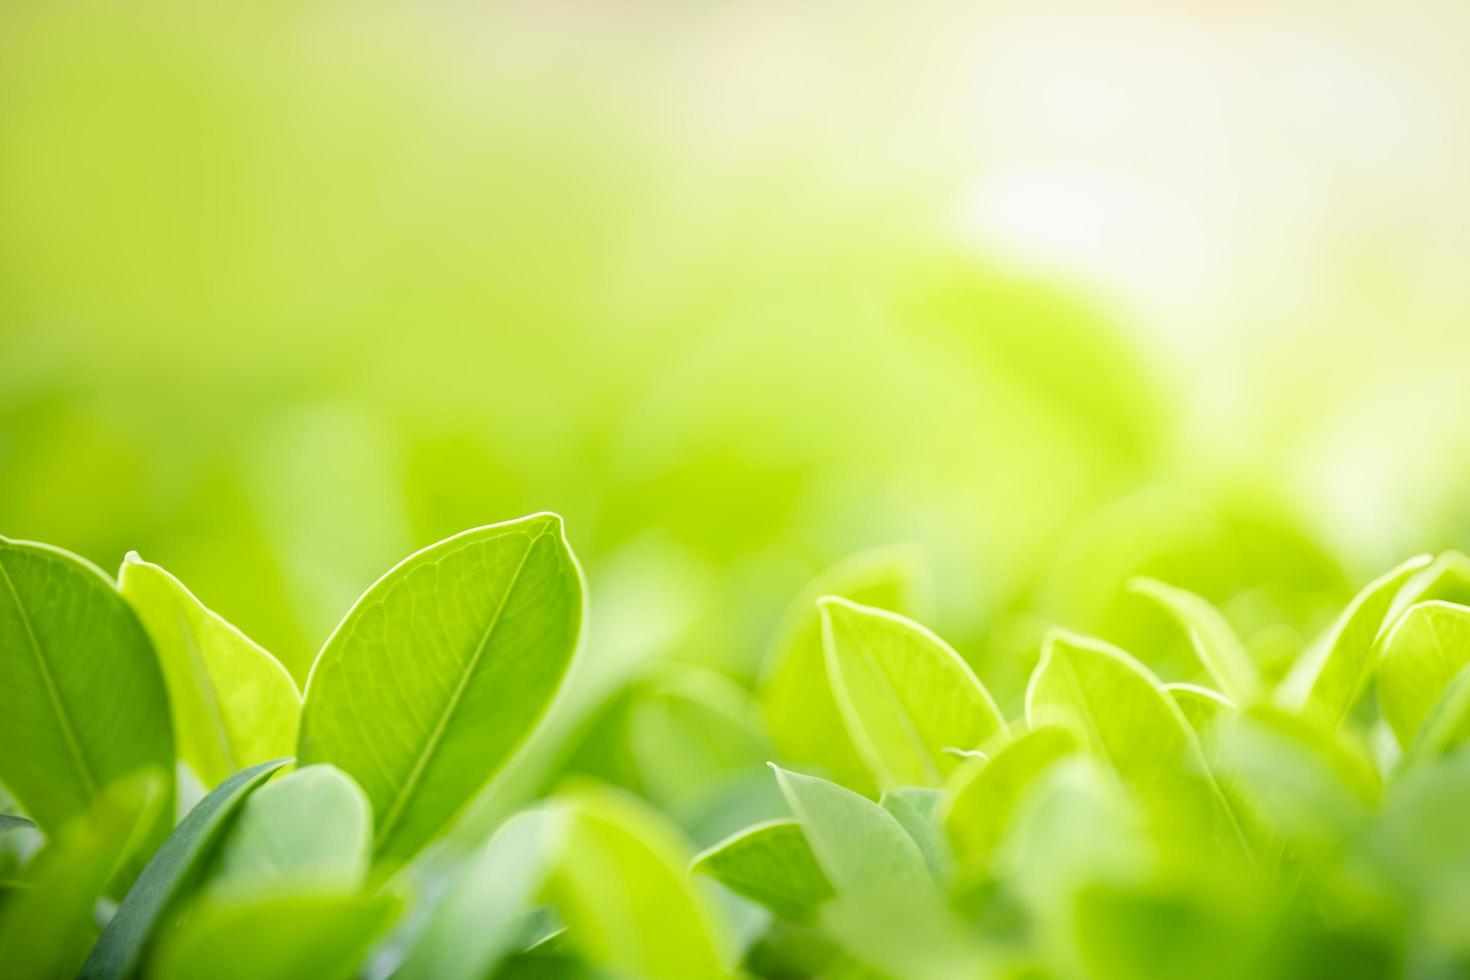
[0,550,98,802]
[176,604,239,777]
[372,529,545,852]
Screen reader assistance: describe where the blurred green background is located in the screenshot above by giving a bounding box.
[4,0,1470,711]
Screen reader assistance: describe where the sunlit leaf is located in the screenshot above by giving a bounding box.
[759,548,927,795]
[1400,661,1470,771]
[1377,601,1470,748]
[879,788,947,881]
[820,598,1005,788]
[1131,578,1261,703]
[150,892,400,980]
[298,513,585,864]
[1276,555,1432,727]
[80,758,290,980]
[0,537,174,844]
[1026,630,1240,849]
[204,764,370,900]
[547,785,731,980]
[943,725,1078,879]
[0,771,164,980]
[119,554,300,789]
[692,818,834,922]
[1165,683,1236,736]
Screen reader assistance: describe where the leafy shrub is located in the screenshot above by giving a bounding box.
[2,515,1469,979]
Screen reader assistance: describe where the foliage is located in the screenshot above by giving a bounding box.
[1,515,1469,978]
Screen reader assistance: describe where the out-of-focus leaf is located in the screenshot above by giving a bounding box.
[0,815,35,834]
[150,891,401,980]
[943,725,1078,879]
[1074,880,1261,980]
[1025,631,1239,848]
[1276,555,1432,726]
[691,819,834,923]
[298,514,585,865]
[0,771,164,980]
[879,788,947,881]
[1400,661,1470,771]
[1379,551,1470,634]
[546,785,731,980]
[820,598,1005,789]
[0,537,174,844]
[1165,683,1236,736]
[1131,578,1261,703]
[1377,601,1470,748]
[80,757,290,980]
[205,764,370,899]
[396,807,567,980]
[119,554,300,789]
[759,548,927,795]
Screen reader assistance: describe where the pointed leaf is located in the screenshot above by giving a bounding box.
[878,788,947,880]
[1131,578,1261,703]
[691,818,834,922]
[1165,683,1236,736]
[150,892,400,980]
[1398,660,1470,771]
[119,554,300,789]
[1276,555,1431,726]
[820,597,1005,788]
[205,764,371,899]
[298,513,585,864]
[546,785,731,980]
[943,725,1077,878]
[1026,631,1239,847]
[80,757,290,980]
[759,548,927,794]
[1377,601,1470,747]
[0,537,174,841]
[0,771,164,980]
[396,807,566,980]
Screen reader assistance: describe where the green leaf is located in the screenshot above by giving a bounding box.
[1131,578,1261,703]
[942,725,1078,878]
[1400,661,1470,771]
[691,818,835,922]
[119,553,300,789]
[1165,683,1236,736]
[819,598,1006,789]
[546,785,731,980]
[1025,631,1239,848]
[759,548,927,795]
[204,764,371,900]
[0,771,165,980]
[1276,555,1432,726]
[878,789,947,881]
[1377,601,1470,748]
[298,513,585,864]
[396,807,567,980]
[80,757,290,980]
[0,814,35,834]
[149,892,401,980]
[0,537,175,841]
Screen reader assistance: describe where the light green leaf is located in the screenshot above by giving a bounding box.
[879,788,947,881]
[1379,550,1470,634]
[691,818,835,922]
[759,548,927,795]
[396,807,566,980]
[118,554,300,789]
[150,892,401,980]
[1025,631,1239,848]
[1165,683,1236,736]
[0,814,35,834]
[1377,601,1470,748]
[205,764,370,900]
[0,537,174,842]
[80,757,290,980]
[819,597,1005,789]
[1276,554,1432,726]
[1400,661,1470,771]
[0,771,165,980]
[546,785,731,980]
[1131,578,1261,703]
[943,725,1078,879]
[298,513,585,864]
